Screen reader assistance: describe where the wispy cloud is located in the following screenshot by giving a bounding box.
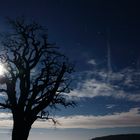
[0,113,12,120]
[0,108,140,129]
[68,78,140,102]
[88,59,96,66]
[0,113,12,128]
[106,104,117,109]
[32,107,140,129]
[67,63,140,102]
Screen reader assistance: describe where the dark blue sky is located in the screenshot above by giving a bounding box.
[0,0,140,70]
[0,0,140,140]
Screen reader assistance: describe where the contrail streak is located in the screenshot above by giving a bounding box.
[106,30,112,83]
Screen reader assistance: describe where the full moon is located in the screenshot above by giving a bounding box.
[0,63,7,76]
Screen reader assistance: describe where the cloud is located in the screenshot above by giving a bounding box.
[0,113,12,119]
[68,79,113,98]
[67,66,140,102]
[106,104,117,109]
[0,113,12,128]
[32,107,140,129]
[0,108,140,129]
[0,120,12,128]
[88,59,96,65]
[68,78,140,102]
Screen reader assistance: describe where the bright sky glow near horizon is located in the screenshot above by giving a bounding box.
[0,0,140,140]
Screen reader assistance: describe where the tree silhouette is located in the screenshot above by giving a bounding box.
[0,18,75,140]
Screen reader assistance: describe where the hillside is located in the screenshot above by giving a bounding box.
[91,134,140,140]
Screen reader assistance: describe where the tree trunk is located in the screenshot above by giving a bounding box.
[12,119,31,140]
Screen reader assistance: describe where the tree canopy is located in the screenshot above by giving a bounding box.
[0,17,75,140]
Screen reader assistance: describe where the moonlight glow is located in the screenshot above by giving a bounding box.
[0,63,7,76]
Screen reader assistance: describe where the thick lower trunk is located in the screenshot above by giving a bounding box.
[12,120,31,140]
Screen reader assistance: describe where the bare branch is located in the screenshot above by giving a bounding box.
[0,18,75,139]
[0,102,11,109]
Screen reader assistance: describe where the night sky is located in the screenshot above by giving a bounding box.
[0,0,140,140]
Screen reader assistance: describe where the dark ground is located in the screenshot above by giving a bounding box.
[92,134,140,140]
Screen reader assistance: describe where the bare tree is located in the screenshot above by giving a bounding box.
[0,18,75,140]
